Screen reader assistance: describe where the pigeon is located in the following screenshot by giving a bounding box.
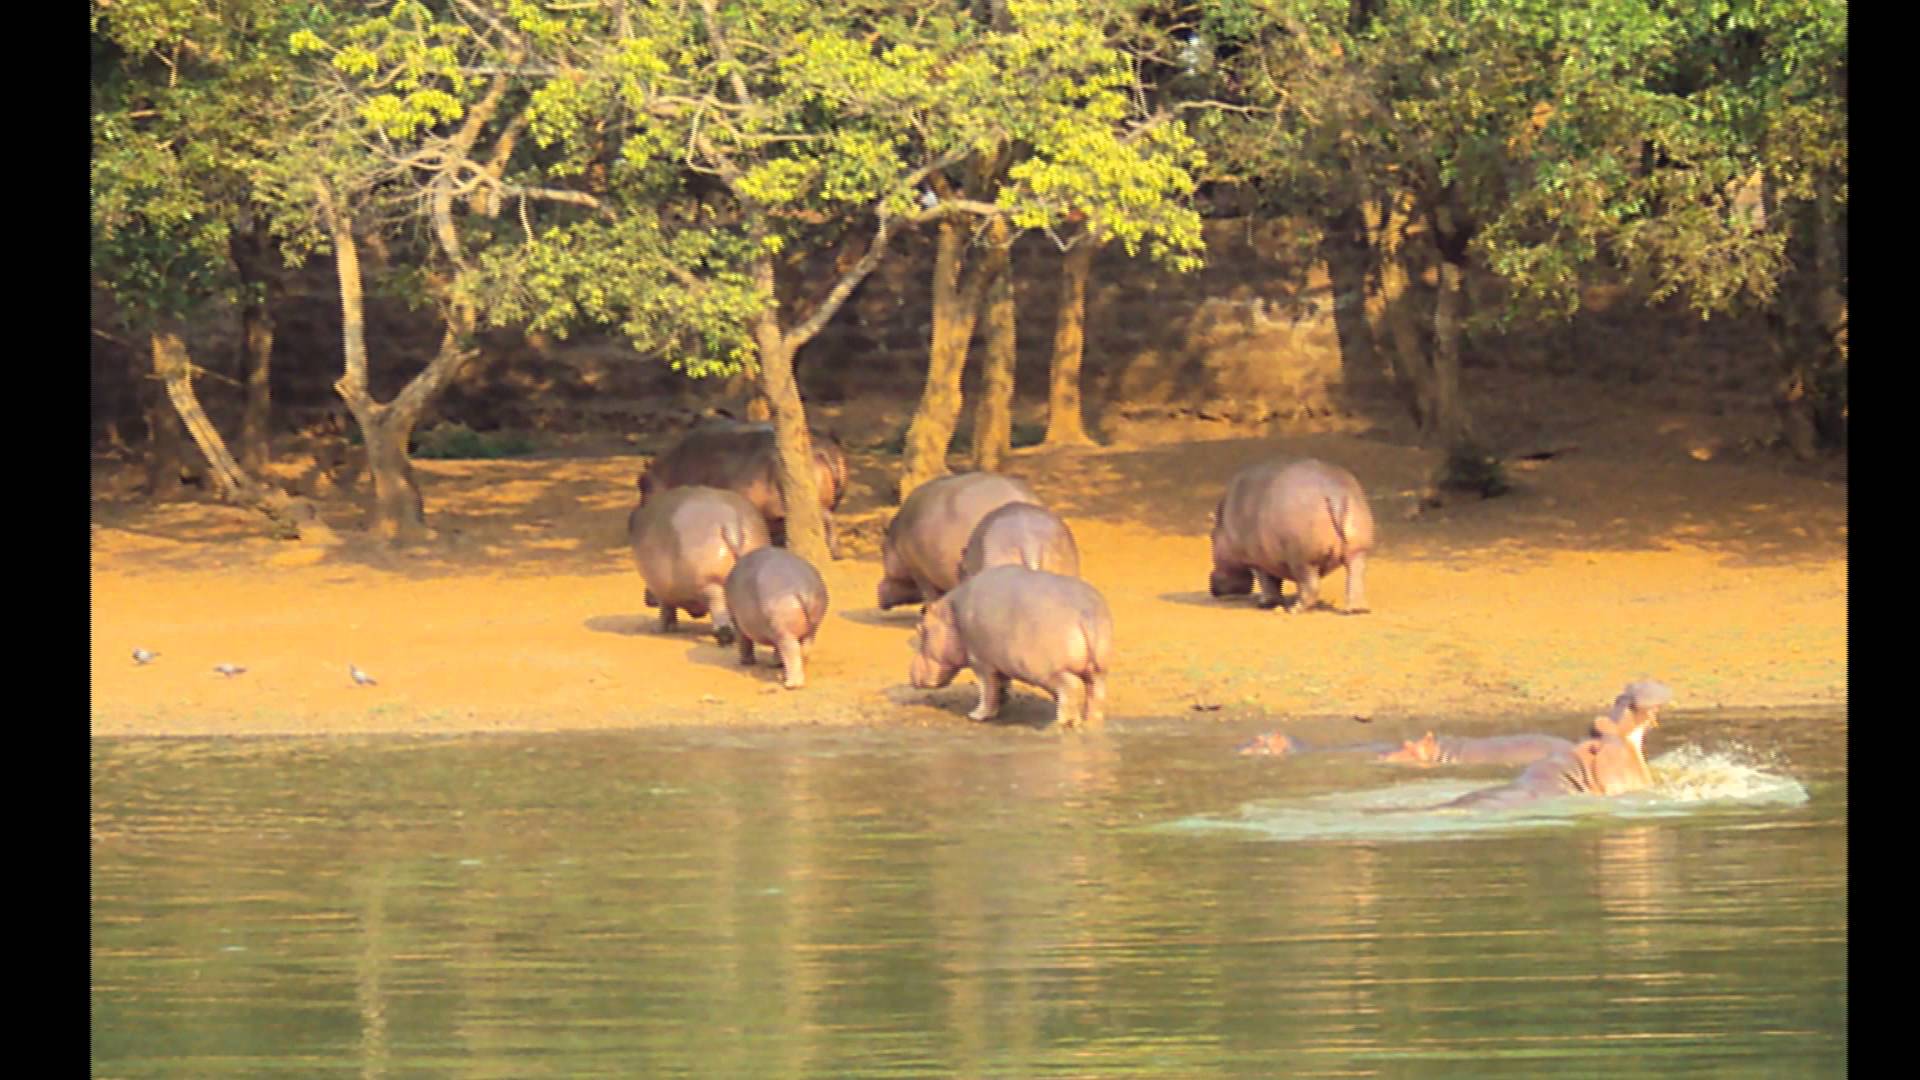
[213,663,247,678]
[349,664,377,687]
[132,648,158,665]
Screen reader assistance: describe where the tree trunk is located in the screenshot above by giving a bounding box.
[1041,234,1098,448]
[151,328,338,544]
[751,255,830,567]
[1767,171,1848,458]
[1361,194,1474,447]
[970,216,1017,472]
[322,199,472,545]
[230,224,278,474]
[138,341,189,499]
[899,217,991,501]
[1319,202,1382,388]
[1429,254,1470,446]
[237,298,274,473]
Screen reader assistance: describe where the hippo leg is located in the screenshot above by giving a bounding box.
[701,583,736,646]
[1292,566,1323,612]
[1254,571,1287,610]
[1343,553,1370,614]
[736,634,757,666]
[776,636,806,690]
[1083,672,1108,729]
[768,518,790,548]
[823,515,839,560]
[644,587,658,608]
[1051,672,1088,729]
[968,665,1007,722]
[658,606,679,634]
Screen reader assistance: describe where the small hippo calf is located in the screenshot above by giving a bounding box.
[723,547,830,689]
[956,502,1081,583]
[628,486,771,643]
[1210,458,1376,613]
[909,565,1112,728]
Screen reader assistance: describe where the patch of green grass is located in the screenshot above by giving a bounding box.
[412,423,538,460]
[1435,439,1511,498]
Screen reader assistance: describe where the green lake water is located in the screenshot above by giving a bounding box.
[92,708,1845,1077]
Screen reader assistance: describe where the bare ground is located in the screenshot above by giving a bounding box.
[89,375,1847,740]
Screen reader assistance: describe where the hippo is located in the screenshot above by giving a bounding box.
[1380,732,1577,767]
[627,485,772,643]
[956,502,1081,583]
[878,472,1043,610]
[722,547,830,689]
[908,565,1113,728]
[1209,458,1375,613]
[639,420,850,556]
[1238,732,1402,758]
[1434,682,1671,809]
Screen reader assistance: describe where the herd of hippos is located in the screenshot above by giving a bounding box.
[630,416,1675,810]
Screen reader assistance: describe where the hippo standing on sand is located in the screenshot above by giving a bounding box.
[878,472,1043,610]
[1209,458,1375,613]
[909,565,1113,729]
[639,420,850,556]
[956,502,1081,583]
[628,486,772,643]
[723,547,830,689]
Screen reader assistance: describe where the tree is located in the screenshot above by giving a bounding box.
[1186,0,1844,452]
[92,0,338,543]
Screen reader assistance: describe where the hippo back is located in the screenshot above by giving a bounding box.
[957,502,1081,582]
[1215,458,1375,576]
[886,473,1043,600]
[641,421,847,523]
[629,486,771,606]
[724,546,830,644]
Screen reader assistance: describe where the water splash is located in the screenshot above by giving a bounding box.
[1159,746,1808,843]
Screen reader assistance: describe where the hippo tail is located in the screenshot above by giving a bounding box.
[1082,612,1113,676]
[1324,494,1353,562]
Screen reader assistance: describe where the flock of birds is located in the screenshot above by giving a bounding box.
[131,648,376,687]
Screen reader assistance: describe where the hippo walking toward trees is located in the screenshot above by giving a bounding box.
[639,420,850,557]
[628,486,771,643]
[723,547,830,690]
[909,565,1113,729]
[878,472,1043,610]
[1209,458,1375,614]
[956,502,1081,583]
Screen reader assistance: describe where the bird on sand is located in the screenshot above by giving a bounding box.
[213,663,247,678]
[132,648,158,665]
[349,664,378,687]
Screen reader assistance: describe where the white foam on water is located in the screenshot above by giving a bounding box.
[1158,746,1809,843]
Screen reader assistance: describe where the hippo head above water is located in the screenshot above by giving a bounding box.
[1590,679,1673,754]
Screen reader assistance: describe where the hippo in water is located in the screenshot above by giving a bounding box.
[879,472,1043,610]
[628,485,772,643]
[956,502,1081,583]
[639,420,850,556]
[1243,679,1674,773]
[1209,458,1375,613]
[723,547,830,689]
[909,565,1112,728]
[1435,681,1672,809]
